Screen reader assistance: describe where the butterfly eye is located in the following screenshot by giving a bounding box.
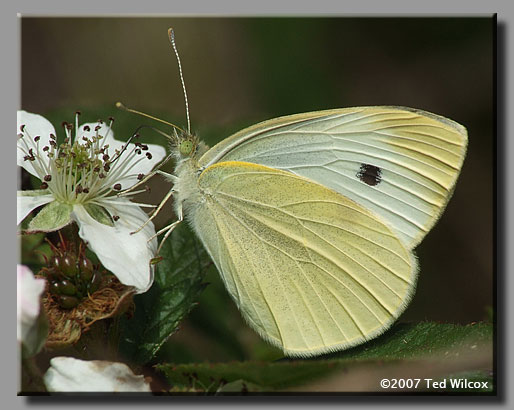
[179,140,194,157]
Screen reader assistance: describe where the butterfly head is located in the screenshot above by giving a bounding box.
[171,129,208,161]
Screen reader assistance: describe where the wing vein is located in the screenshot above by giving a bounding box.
[213,194,398,321]
[213,211,278,340]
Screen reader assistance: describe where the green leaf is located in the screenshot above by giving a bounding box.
[119,222,212,365]
[319,321,493,360]
[27,201,72,232]
[83,203,114,226]
[156,322,493,393]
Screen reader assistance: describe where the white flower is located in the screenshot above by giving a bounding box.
[17,110,167,292]
[43,357,151,392]
[17,264,45,343]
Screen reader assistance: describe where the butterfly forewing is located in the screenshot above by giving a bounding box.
[190,161,418,356]
[199,107,467,249]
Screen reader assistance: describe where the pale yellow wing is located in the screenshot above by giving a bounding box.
[199,107,467,249]
[190,161,418,357]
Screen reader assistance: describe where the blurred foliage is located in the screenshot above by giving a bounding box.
[157,322,493,393]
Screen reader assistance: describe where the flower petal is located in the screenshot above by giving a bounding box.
[72,201,156,292]
[17,265,46,343]
[115,142,167,189]
[78,122,167,189]
[17,110,56,178]
[44,357,151,392]
[17,190,54,225]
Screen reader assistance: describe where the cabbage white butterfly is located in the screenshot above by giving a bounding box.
[121,29,467,357]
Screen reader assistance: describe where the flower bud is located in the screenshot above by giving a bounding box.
[79,258,94,282]
[61,255,78,278]
[49,282,61,295]
[88,271,102,294]
[58,296,79,309]
[59,280,77,296]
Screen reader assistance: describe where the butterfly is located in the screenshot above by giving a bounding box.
[122,29,468,357]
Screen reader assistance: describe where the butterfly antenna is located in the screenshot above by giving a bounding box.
[168,28,191,135]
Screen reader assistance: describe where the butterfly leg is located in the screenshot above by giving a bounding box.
[130,187,176,235]
[151,201,184,254]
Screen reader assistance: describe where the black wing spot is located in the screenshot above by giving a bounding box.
[357,164,382,186]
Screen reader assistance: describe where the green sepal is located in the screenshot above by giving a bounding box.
[27,201,72,232]
[83,203,114,227]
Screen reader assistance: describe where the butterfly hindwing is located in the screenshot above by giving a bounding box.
[189,161,418,356]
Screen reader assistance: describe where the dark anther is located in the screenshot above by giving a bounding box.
[23,149,35,161]
[83,125,90,132]
[135,149,142,155]
[94,125,101,131]
[99,173,105,179]
[49,140,57,147]
[40,182,48,189]
[43,146,49,152]
[50,133,56,140]
[20,124,26,132]
[146,152,152,160]
[108,116,114,122]
[82,136,88,142]
[93,166,100,173]
[103,164,110,172]
[44,175,52,182]
[137,173,145,181]
[103,154,110,162]
[75,110,81,116]
[76,185,83,194]
[113,215,120,221]
[113,183,122,191]
[34,135,40,142]
[141,144,148,151]
[83,188,89,193]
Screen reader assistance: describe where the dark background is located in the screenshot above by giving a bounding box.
[21,17,493,362]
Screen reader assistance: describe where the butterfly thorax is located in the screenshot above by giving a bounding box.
[172,150,206,223]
